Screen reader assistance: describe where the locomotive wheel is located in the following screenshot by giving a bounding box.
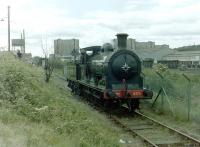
[75,86,81,96]
[127,99,139,112]
[71,83,75,94]
[103,100,112,111]
[131,100,139,110]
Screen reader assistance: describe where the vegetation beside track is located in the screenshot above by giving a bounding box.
[0,53,131,147]
[140,65,200,142]
[142,66,200,121]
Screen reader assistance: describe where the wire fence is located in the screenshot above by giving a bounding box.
[143,68,200,121]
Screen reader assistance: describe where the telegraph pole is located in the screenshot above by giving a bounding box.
[23,29,25,53]
[8,6,10,51]
[21,29,25,53]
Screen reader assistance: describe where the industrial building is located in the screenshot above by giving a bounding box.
[113,38,172,60]
[162,45,200,67]
[54,39,79,59]
[113,38,137,50]
[113,38,169,50]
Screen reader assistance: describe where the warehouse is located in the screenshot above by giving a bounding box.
[113,38,172,60]
[162,45,200,68]
[54,39,79,59]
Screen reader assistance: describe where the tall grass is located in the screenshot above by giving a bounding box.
[0,53,124,147]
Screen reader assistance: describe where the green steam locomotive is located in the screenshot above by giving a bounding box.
[67,33,153,111]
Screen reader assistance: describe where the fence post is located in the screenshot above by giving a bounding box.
[155,71,174,116]
[182,74,191,121]
[155,72,164,110]
[161,88,164,110]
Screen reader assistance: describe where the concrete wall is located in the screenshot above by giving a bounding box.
[135,41,155,49]
[112,38,169,50]
[155,44,169,49]
[127,38,136,50]
[54,39,79,56]
[112,38,136,50]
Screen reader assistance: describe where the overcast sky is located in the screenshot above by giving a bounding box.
[0,0,200,56]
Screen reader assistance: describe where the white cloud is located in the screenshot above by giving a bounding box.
[0,0,200,56]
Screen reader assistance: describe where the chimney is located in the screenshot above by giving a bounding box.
[116,33,128,50]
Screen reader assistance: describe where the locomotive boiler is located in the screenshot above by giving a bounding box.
[67,33,153,111]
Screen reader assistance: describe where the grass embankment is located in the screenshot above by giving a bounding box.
[0,53,127,147]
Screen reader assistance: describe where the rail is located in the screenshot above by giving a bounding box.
[109,110,200,146]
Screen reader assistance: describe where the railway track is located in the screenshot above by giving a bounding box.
[110,110,200,147]
[55,75,200,146]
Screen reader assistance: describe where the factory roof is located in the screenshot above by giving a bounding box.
[134,48,173,60]
[174,45,200,51]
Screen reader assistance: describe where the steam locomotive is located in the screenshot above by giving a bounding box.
[67,33,153,111]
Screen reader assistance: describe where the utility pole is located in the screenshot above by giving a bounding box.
[8,6,10,51]
[21,29,25,53]
[23,29,25,53]
[21,32,23,52]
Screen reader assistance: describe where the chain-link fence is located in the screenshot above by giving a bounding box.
[143,67,200,121]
